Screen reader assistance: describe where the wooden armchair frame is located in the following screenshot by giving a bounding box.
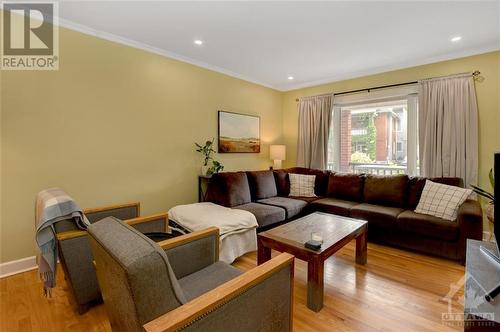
[143,227,295,332]
[56,202,169,242]
[55,201,170,314]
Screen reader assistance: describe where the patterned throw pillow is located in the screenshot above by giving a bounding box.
[415,180,472,221]
[289,173,316,197]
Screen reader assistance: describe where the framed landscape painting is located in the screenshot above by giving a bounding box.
[218,111,260,153]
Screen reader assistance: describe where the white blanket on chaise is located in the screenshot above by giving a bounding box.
[168,202,258,263]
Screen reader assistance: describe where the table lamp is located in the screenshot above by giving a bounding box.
[270,145,286,169]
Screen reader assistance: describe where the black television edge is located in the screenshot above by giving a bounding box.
[480,152,500,302]
[495,152,499,252]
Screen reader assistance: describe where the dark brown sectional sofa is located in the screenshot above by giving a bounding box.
[206,167,483,263]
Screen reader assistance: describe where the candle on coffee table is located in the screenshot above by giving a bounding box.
[311,232,323,243]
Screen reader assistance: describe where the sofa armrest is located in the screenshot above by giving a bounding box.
[143,253,294,332]
[158,227,219,279]
[457,199,483,263]
[84,201,140,223]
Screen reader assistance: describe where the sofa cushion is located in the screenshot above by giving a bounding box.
[257,197,307,219]
[178,261,242,301]
[246,170,278,200]
[273,170,290,196]
[207,172,251,207]
[327,173,364,202]
[363,174,409,208]
[350,203,404,228]
[285,167,330,196]
[407,176,464,209]
[309,198,357,217]
[234,203,286,228]
[397,210,459,241]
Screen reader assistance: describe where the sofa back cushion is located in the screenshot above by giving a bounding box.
[273,170,290,196]
[407,176,464,209]
[284,167,330,196]
[207,172,251,207]
[246,170,278,200]
[363,174,409,208]
[327,173,364,202]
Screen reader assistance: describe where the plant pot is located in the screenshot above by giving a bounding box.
[200,165,209,176]
[486,202,494,224]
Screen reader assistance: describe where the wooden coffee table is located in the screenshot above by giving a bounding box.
[257,212,368,312]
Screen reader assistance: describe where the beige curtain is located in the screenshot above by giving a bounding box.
[418,73,478,187]
[297,94,333,169]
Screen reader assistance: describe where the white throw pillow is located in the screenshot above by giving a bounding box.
[415,180,472,221]
[289,173,316,197]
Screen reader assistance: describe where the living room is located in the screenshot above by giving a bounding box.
[1,1,499,331]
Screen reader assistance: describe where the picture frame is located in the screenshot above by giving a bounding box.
[218,110,260,153]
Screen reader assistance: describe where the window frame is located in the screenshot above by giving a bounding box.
[328,84,419,176]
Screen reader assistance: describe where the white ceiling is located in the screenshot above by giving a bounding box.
[57,1,500,91]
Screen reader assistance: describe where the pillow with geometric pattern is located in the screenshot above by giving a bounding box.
[414,180,472,221]
[289,173,316,197]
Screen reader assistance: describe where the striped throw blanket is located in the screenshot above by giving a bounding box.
[35,188,89,296]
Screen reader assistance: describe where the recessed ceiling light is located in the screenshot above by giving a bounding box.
[194,40,203,45]
[287,76,294,80]
[451,36,462,42]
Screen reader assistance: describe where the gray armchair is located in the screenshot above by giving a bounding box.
[88,217,294,332]
[55,201,168,314]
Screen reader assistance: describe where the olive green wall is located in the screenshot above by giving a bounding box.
[282,51,499,230]
[0,28,283,263]
[1,26,498,264]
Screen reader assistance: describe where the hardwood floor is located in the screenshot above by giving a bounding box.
[0,241,465,332]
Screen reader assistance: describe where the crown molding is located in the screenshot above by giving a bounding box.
[281,44,500,91]
[55,16,499,92]
[56,17,281,91]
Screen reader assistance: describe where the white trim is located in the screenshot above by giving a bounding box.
[406,95,419,176]
[0,256,38,278]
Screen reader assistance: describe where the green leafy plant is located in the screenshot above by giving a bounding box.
[195,139,216,166]
[351,112,376,160]
[351,151,373,164]
[207,160,224,176]
[470,169,495,203]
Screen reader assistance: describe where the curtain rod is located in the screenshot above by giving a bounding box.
[295,70,481,102]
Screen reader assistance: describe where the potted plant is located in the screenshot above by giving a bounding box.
[195,139,215,175]
[207,160,224,176]
[195,139,224,176]
[471,169,495,224]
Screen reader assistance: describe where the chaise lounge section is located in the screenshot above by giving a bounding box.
[206,168,483,263]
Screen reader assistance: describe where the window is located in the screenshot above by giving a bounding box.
[328,85,419,175]
[394,116,402,132]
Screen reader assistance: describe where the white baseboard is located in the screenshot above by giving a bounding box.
[0,256,37,278]
[0,232,494,278]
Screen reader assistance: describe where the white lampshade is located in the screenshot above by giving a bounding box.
[270,145,286,161]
